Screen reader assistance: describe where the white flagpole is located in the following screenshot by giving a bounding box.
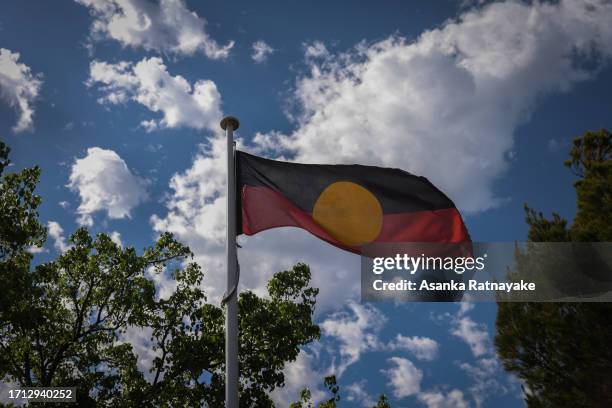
[221,116,240,408]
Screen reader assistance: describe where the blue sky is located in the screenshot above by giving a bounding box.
[2,0,612,406]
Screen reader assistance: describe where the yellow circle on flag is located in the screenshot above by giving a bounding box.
[312,181,383,246]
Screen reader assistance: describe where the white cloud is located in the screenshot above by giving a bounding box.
[320,301,386,375]
[436,304,491,361]
[450,315,490,358]
[26,245,47,254]
[253,0,612,213]
[433,304,509,406]
[75,0,234,59]
[304,41,329,60]
[151,136,227,243]
[145,266,179,301]
[117,326,160,380]
[251,40,274,63]
[110,230,122,247]
[0,48,42,132]
[271,349,327,407]
[458,302,474,316]
[88,57,222,132]
[47,221,70,253]
[418,389,469,408]
[379,351,475,407]
[68,147,148,226]
[345,380,377,407]
[458,357,498,380]
[387,335,439,361]
[381,357,422,398]
[458,357,510,408]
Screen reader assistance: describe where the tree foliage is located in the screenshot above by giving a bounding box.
[0,141,46,325]
[0,143,321,406]
[495,129,612,407]
[0,142,398,406]
[564,129,612,242]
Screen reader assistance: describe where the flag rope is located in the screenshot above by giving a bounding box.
[221,255,240,306]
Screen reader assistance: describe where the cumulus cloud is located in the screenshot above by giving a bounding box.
[252,0,612,213]
[458,302,474,316]
[26,245,47,254]
[75,0,234,59]
[145,266,179,301]
[450,315,490,358]
[432,304,509,406]
[110,230,122,247]
[117,326,160,380]
[458,356,520,408]
[151,136,227,243]
[380,356,470,406]
[418,389,469,408]
[251,40,274,63]
[387,334,439,361]
[270,349,327,407]
[304,41,329,60]
[0,48,42,132]
[320,301,387,375]
[345,380,377,407]
[68,147,148,226]
[88,57,222,132]
[47,221,70,253]
[381,357,423,398]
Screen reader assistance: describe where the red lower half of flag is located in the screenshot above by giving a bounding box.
[241,186,470,254]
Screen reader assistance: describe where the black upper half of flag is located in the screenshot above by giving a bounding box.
[236,151,456,215]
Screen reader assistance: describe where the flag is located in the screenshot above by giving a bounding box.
[237,151,470,253]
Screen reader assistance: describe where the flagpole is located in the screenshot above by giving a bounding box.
[221,115,240,408]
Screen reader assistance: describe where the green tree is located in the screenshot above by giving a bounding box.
[373,394,391,408]
[0,141,46,325]
[495,129,612,407]
[0,144,320,407]
[290,375,340,408]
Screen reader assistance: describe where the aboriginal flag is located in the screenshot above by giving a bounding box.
[237,151,470,254]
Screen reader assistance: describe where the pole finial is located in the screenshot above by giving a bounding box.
[220,116,240,131]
